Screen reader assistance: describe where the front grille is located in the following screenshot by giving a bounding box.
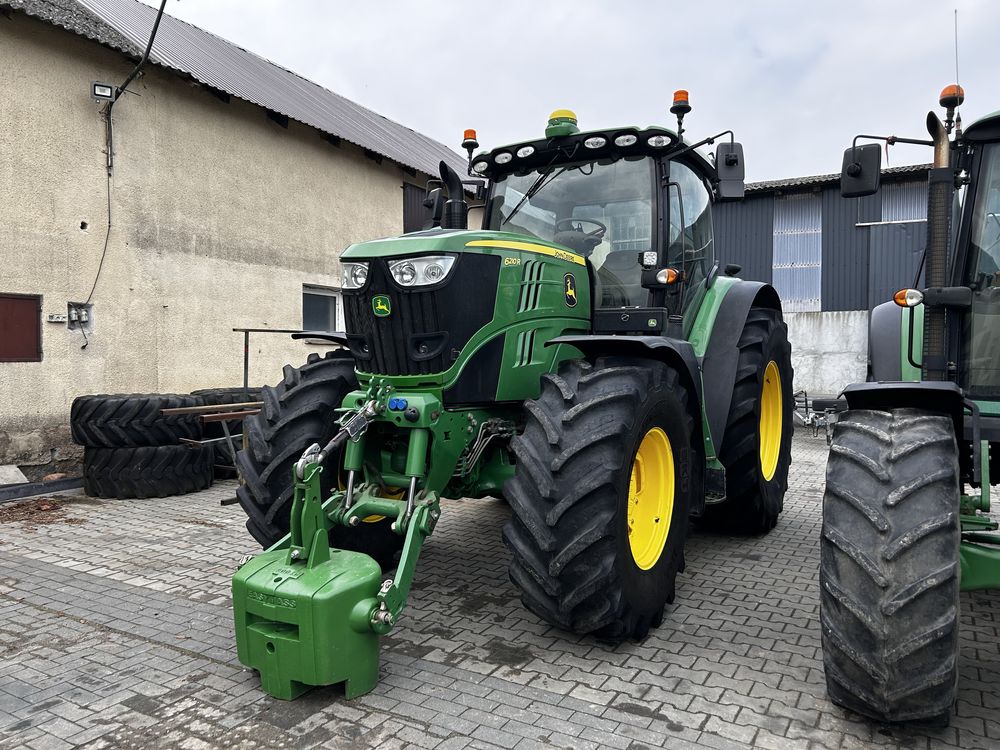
[343,254,500,376]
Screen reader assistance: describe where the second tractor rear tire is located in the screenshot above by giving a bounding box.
[702,307,793,533]
[820,408,960,724]
[235,351,404,572]
[503,358,698,640]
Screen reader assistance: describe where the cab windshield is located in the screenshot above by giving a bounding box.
[487,157,655,307]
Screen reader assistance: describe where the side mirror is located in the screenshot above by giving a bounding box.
[422,187,444,229]
[840,143,881,197]
[715,142,745,200]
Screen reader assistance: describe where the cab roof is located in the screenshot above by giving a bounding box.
[472,126,718,183]
[964,110,1000,142]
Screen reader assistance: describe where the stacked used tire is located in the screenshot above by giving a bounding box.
[191,387,262,478]
[71,394,214,499]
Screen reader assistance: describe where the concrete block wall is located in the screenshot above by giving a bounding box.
[784,310,869,397]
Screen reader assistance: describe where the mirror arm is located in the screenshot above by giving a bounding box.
[849,133,935,170]
[669,130,734,159]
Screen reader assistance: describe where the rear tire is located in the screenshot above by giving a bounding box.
[502,358,698,640]
[820,408,960,724]
[703,307,793,533]
[235,351,403,571]
[83,445,214,498]
[71,394,203,448]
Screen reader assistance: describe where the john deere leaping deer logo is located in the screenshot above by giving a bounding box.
[564,273,578,307]
[372,295,391,317]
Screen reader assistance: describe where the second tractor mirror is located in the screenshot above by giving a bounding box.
[841,143,882,197]
[716,142,745,200]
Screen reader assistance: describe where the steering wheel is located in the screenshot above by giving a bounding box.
[556,218,607,240]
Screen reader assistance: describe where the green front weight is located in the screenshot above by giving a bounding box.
[234,430,438,700]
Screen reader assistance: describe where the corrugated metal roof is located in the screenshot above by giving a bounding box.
[747,163,931,194]
[6,0,468,179]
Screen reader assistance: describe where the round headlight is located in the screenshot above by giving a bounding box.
[392,261,417,286]
[424,263,446,282]
[647,135,671,148]
[516,145,535,158]
[494,152,513,164]
[350,264,368,287]
[472,160,489,174]
[614,134,638,147]
[584,136,607,149]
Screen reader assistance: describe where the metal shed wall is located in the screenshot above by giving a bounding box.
[868,222,927,306]
[821,189,880,311]
[713,194,773,284]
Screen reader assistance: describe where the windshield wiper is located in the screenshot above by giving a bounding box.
[502,165,571,226]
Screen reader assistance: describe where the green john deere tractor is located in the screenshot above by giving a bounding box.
[232,95,795,700]
[821,85,1000,724]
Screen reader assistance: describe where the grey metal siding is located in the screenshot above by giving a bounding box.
[868,223,926,307]
[713,195,773,284]
[821,190,879,311]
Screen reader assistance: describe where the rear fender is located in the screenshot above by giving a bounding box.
[699,281,782,452]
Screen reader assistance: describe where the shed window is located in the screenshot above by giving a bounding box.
[302,286,340,332]
[0,293,42,362]
[881,182,928,224]
[772,193,822,312]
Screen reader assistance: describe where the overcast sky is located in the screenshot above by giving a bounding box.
[140,0,999,182]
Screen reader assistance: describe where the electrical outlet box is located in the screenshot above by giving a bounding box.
[47,313,68,323]
[67,302,94,333]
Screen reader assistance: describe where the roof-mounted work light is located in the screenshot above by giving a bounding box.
[91,82,115,102]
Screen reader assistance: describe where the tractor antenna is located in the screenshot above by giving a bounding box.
[953,9,963,137]
[940,10,965,137]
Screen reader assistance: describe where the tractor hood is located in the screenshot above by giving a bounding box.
[341,228,586,266]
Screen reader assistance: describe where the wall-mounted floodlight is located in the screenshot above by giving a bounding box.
[91,82,115,102]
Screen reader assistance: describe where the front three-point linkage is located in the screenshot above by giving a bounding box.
[290,378,440,634]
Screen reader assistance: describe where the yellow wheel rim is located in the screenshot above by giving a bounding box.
[627,427,675,570]
[363,486,405,523]
[759,360,782,481]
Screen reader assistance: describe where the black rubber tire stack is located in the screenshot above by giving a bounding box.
[502,357,699,640]
[71,393,214,499]
[820,408,960,725]
[235,351,404,571]
[701,307,794,533]
[191,387,263,478]
[83,445,214,499]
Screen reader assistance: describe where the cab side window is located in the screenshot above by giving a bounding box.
[667,162,714,290]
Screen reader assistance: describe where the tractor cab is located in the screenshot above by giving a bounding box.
[465,98,745,333]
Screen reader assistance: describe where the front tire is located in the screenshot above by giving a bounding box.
[820,408,960,724]
[502,358,698,640]
[235,351,403,571]
[703,307,793,533]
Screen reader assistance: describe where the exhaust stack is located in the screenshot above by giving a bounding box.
[921,111,953,382]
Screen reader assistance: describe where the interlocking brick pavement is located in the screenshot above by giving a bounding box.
[1,434,998,749]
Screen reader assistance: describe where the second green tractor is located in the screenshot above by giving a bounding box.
[232,95,794,700]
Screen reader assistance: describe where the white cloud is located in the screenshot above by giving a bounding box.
[141,0,1000,180]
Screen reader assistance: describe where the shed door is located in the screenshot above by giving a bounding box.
[403,183,427,234]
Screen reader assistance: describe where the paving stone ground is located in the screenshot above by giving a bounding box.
[1,434,999,749]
